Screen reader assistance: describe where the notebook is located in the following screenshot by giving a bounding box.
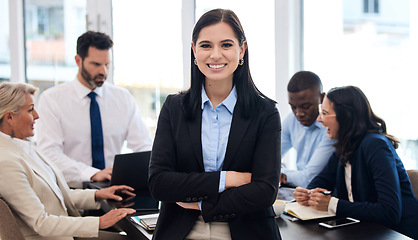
[89,151,159,213]
[284,202,335,220]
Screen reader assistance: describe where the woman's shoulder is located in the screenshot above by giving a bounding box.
[359,133,395,153]
[163,92,185,106]
[0,147,27,173]
[258,96,279,116]
[362,133,390,144]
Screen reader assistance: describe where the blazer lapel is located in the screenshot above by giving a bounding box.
[33,148,81,216]
[187,109,204,171]
[223,106,251,169]
[0,137,69,213]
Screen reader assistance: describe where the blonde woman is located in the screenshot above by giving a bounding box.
[0,82,135,240]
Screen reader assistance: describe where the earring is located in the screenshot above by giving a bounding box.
[238,59,244,66]
[194,59,198,65]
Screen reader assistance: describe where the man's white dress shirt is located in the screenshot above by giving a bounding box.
[36,79,152,188]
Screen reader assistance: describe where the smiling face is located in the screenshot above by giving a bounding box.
[76,46,111,90]
[192,22,246,84]
[317,96,339,139]
[10,94,39,140]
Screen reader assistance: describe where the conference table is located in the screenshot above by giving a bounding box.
[85,181,411,240]
[100,200,411,240]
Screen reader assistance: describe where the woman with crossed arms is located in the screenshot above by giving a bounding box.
[149,8,281,240]
[294,86,418,239]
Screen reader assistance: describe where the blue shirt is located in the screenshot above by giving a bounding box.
[281,113,335,187]
[201,85,237,193]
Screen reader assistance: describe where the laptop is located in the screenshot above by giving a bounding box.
[89,151,159,213]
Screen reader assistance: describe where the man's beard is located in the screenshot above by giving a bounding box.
[81,63,106,88]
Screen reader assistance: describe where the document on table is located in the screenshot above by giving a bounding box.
[130,213,159,231]
[284,202,335,220]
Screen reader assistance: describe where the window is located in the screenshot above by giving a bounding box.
[364,0,379,14]
[195,0,276,100]
[0,0,10,81]
[24,0,86,91]
[304,0,417,169]
[111,1,275,137]
[112,0,183,136]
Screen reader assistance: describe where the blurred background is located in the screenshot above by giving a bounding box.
[2,0,417,169]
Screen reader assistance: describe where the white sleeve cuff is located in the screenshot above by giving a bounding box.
[328,196,339,215]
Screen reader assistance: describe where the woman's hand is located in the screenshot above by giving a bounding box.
[176,202,200,210]
[95,185,135,201]
[308,188,331,212]
[99,208,136,229]
[225,171,251,188]
[293,187,310,206]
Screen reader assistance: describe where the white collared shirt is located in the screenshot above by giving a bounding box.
[36,78,153,188]
[328,163,353,214]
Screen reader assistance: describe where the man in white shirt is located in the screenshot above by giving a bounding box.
[36,31,152,188]
[280,71,335,188]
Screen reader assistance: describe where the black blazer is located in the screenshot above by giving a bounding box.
[308,133,418,239]
[149,93,282,240]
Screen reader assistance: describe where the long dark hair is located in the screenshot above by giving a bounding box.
[181,8,274,120]
[326,86,399,165]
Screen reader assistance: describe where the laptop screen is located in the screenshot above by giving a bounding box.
[109,151,159,212]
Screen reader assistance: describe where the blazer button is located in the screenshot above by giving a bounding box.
[219,215,223,219]
[225,214,230,219]
[231,213,236,218]
[192,197,197,201]
[204,196,209,200]
[198,197,204,201]
[212,216,217,220]
[186,197,191,202]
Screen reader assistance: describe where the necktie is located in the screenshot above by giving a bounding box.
[88,92,105,170]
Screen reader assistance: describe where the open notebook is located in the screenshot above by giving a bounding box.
[284,202,335,220]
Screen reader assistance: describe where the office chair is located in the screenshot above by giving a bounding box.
[407,170,418,198]
[0,197,24,240]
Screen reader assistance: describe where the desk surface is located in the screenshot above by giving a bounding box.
[277,215,411,240]
[89,180,410,240]
[114,212,411,240]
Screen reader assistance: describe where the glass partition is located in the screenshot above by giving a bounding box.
[304,0,417,169]
[195,0,276,100]
[24,0,86,92]
[0,0,10,81]
[112,0,184,137]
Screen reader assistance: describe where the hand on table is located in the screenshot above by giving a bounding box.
[307,188,331,212]
[91,167,113,182]
[293,187,310,206]
[99,208,136,229]
[95,185,136,201]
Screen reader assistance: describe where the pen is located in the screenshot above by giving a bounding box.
[320,190,331,195]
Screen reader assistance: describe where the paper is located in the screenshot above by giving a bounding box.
[284,202,335,220]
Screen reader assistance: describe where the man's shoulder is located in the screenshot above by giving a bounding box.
[40,81,74,99]
[282,114,299,130]
[102,82,133,98]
